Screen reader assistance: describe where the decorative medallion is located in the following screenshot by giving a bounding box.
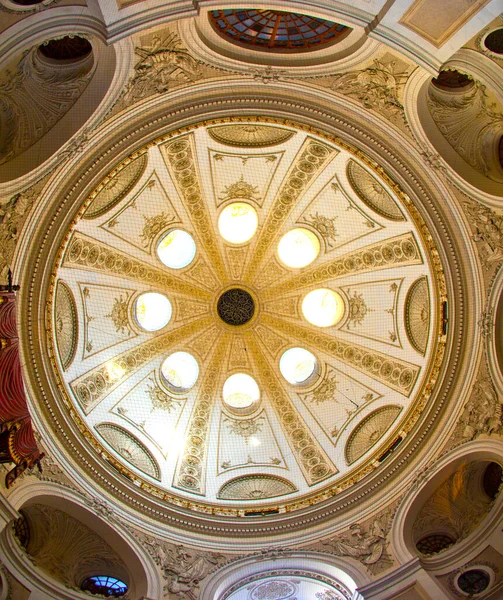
[84,154,148,219]
[54,280,78,370]
[250,580,296,600]
[345,406,402,465]
[405,276,430,355]
[217,288,255,326]
[96,423,160,479]
[208,124,295,147]
[217,474,297,500]
[347,160,405,222]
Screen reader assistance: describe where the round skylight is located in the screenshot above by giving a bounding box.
[223,373,260,409]
[302,288,345,327]
[161,352,199,391]
[280,347,317,384]
[278,228,321,268]
[134,293,172,331]
[157,229,196,269]
[218,203,258,244]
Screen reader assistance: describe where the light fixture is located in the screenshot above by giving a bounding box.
[134,292,172,331]
[161,352,199,391]
[223,373,260,409]
[280,347,317,384]
[302,288,345,327]
[278,228,321,268]
[157,229,196,269]
[218,203,258,244]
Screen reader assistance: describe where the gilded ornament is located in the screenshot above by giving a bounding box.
[263,232,422,299]
[161,134,228,282]
[345,406,402,465]
[174,336,229,494]
[105,295,130,335]
[208,124,295,147]
[405,276,430,355]
[304,212,338,247]
[54,280,78,371]
[346,160,405,222]
[247,333,337,485]
[96,423,160,479]
[218,176,260,203]
[245,138,336,283]
[224,414,264,443]
[263,314,420,396]
[217,474,297,500]
[84,154,148,219]
[147,378,182,412]
[139,212,175,247]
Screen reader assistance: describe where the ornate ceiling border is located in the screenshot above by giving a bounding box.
[15,84,480,546]
[43,117,446,516]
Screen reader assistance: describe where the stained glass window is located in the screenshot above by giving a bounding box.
[81,576,128,597]
[210,10,349,52]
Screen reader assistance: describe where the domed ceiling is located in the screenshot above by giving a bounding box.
[49,120,444,514]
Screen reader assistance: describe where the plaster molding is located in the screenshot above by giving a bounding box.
[179,15,382,76]
[14,82,477,548]
[0,7,107,71]
[390,438,503,565]
[403,66,503,208]
[443,47,503,106]
[199,550,370,600]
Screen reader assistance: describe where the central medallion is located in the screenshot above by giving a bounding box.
[217,288,255,326]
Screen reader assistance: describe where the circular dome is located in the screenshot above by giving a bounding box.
[157,229,196,269]
[44,119,444,518]
[278,228,321,268]
[161,352,199,392]
[280,347,317,384]
[209,9,350,52]
[302,289,345,327]
[218,202,258,244]
[134,292,172,331]
[223,373,260,409]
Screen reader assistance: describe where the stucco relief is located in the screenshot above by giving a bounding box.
[412,462,494,543]
[96,423,160,480]
[137,531,230,599]
[0,174,50,281]
[427,82,503,182]
[113,32,201,113]
[19,504,129,593]
[309,505,396,575]
[0,44,93,166]
[345,406,402,465]
[346,160,405,222]
[217,474,297,500]
[208,124,295,148]
[84,153,148,219]
[54,280,78,370]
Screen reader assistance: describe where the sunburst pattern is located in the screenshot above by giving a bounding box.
[49,121,443,511]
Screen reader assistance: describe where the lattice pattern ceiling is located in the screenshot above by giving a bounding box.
[209,9,349,51]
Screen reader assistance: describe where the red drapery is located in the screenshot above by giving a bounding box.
[0,291,44,487]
